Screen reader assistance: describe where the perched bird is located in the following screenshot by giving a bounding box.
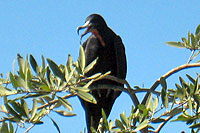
[77,14,127,132]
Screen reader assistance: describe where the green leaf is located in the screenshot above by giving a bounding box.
[165,42,185,48]
[171,114,189,122]
[182,37,188,44]
[138,104,148,116]
[120,112,128,127]
[32,108,46,122]
[17,54,25,74]
[86,73,101,80]
[9,121,14,133]
[66,67,75,83]
[101,109,109,130]
[84,57,98,74]
[194,76,199,94]
[78,45,86,73]
[190,123,200,129]
[186,74,196,84]
[151,118,165,123]
[161,87,168,109]
[195,24,200,35]
[57,96,72,111]
[134,120,149,132]
[29,54,39,74]
[30,99,38,121]
[15,76,28,90]
[1,122,9,133]
[152,97,159,111]
[188,31,191,46]
[66,54,73,72]
[145,93,152,110]
[115,119,125,130]
[40,84,51,92]
[83,80,94,88]
[54,110,76,117]
[175,83,185,97]
[21,99,29,118]
[76,91,97,104]
[188,98,193,113]
[47,58,65,81]
[9,100,27,118]
[49,117,61,133]
[0,87,17,96]
[166,108,183,116]
[9,73,19,89]
[42,55,46,71]
[74,87,90,92]
[160,77,167,89]
[193,94,200,105]
[191,33,197,48]
[5,103,21,120]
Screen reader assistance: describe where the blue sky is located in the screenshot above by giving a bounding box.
[0,0,200,132]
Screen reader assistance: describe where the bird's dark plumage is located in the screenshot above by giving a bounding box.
[77,14,127,132]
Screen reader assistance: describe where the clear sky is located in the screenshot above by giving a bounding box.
[0,0,200,133]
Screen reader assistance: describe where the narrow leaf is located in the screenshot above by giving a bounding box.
[186,74,195,84]
[50,117,61,133]
[120,112,128,127]
[190,123,200,129]
[66,54,73,72]
[5,103,21,120]
[151,118,165,123]
[54,110,76,117]
[76,91,97,104]
[74,87,90,92]
[57,96,72,111]
[9,101,27,118]
[78,45,85,72]
[101,109,109,130]
[1,122,9,133]
[195,24,200,35]
[9,121,14,133]
[30,99,38,121]
[84,58,98,74]
[21,99,29,118]
[29,54,39,74]
[47,58,65,81]
[161,87,168,109]
[160,77,167,89]
[9,73,19,88]
[134,120,149,132]
[165,42,185,48]
[115,119,125,130]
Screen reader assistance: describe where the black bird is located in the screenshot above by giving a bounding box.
[77,14,127,132]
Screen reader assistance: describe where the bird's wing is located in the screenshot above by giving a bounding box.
[114,35,127,80]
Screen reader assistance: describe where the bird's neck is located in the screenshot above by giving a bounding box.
[92,27,115,47]
[92,29,106,47]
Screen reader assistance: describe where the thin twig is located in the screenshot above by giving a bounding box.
[101,75,140,107]
[153,99,188,132]
[37,93,75,110]
[187,50,195,64]
[24,124,35,133]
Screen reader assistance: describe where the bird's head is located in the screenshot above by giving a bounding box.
[77,14,107,42]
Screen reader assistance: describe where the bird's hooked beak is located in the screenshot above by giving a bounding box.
[77,21,93,44]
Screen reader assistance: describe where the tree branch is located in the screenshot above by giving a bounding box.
[37,93,75,110]
[101,75,140,107]
[141,63,200,105]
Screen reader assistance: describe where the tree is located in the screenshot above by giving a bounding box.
[0,24,200,133]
